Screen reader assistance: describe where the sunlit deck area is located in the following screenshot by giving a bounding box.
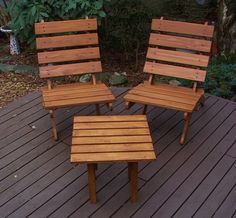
[0,88,235,218]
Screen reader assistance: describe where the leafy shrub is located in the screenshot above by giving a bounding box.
[101,0,153,69]
[7,0,106,48]
[204,55,236,101]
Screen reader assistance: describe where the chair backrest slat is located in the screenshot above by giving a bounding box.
[38,47,100,64]
[147,47,209,68]
[149,33,212,53]
[40,61,102,78]
[35,19,97,35]
[144,61,206,82]
[36,33,98,49]
[35,19,101,78]
[152,19,214,37]
[146,19,214,82]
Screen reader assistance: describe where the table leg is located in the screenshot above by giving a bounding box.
[87,164,96,203]
[128,162,138,203]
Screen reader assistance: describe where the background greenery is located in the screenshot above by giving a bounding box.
[1,0,236,101]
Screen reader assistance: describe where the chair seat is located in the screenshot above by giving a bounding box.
[42,83,115,109]
[124,83,204,113]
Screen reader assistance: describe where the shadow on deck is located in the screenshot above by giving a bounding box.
[0,88,236,218]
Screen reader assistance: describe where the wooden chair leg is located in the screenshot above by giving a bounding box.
[49,110,58,141]
[142,105,148,115]
[125,101,134,110]
[87,164,96,203]
[96,104,100,115]
[128,162,138,203]
[180,112,191,145]
[200,94,205,107]
[107,102,113,111]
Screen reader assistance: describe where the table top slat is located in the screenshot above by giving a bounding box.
[71,115,156,163]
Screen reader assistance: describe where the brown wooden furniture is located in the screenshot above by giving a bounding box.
[70,115,156,203]
[124,18,214,144]
[35,19,115,140]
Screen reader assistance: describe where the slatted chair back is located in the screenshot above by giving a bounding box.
[35,18,101,85]
[145,18,214,91]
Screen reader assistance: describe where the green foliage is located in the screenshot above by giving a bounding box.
[6,0,106,48]
[204,55,236,101]
[102,0,152,68]
[160,0,217,22]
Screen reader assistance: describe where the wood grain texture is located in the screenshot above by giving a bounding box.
[144,61,207,82]
[35,19,97,35]
[71,115,156,163]
[152,19,214,38]
[147,47,209,68]
[39,61,102,78]
[38,47,100,64]
[36,33,98,49]
[149,33,212,53]
[70,151,156,163]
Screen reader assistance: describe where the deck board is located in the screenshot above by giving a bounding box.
[0,88,235,218]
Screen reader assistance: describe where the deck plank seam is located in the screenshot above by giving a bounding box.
[124,100,229,217]
[154,129,236,217]
[138,97,219,179]
[192,159,236,218]
[0,145,69,203]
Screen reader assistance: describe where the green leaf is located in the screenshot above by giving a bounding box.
[98,10,106,17]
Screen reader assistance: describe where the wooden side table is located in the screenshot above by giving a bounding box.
[70,115,156,203]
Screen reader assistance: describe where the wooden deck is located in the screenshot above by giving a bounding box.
[0,88,235,218]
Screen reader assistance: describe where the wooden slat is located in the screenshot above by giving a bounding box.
[42,83,106,93]
[73,128,150,137]
[39,61,102,78]
[71,143,154,153]
[43,90,110,102]
[38,47,100,64]
[124,93,195,112]
[70,151,156,163]
[74,115,147,123]
[144,61,207,82]
[135,84,202,100]
[35,19,97,35]
[152,19,214,38]
[142,82,204,96]
[43,94,114,109]
[43,86,107,97]
[149,33,212,53]
[36,33,98,49]
[72,135,152,145]
[129,89,197,105]
[74,121,148,130]
[147,47,209,68]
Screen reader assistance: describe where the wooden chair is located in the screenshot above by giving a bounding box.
[124,18,214,144]
[35,19,115,140]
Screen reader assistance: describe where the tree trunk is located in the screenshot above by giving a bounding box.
[217,0,236,54]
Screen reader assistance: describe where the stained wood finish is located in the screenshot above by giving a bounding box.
[39,61,102,78]
[35,19,115,139]
[144,62,207,82]
[124,18,214,144]
[38,47,100,64]
[36,33,98,49]
[71,115,156,163]
[124,83,203,113]
[70,115,156,203]
[42,83,114,109]
[0,89,236,217]
[35,19,97,35]
[147,47,209,68]
[149,33,212,52]
[152,19,214,37]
